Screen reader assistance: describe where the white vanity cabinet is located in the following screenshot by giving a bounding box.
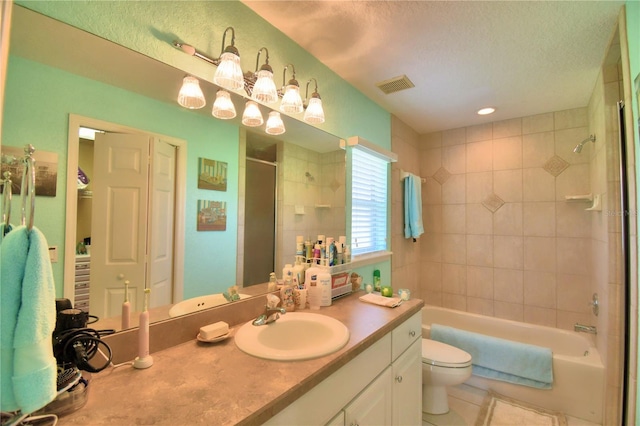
[264,311,422,426]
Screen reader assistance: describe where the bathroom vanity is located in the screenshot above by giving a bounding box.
[57,292,423,425]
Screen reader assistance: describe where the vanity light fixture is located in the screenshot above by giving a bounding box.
[265,111,285,135]
[280,64,303,114]
[212,27,244,90]
[250,48,278,104]
[241,100,264,127]
[177,76,206,109]
[477,107,496,115]
[303,78,325,124]
[212,90,236,119]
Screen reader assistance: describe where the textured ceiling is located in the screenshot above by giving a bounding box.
[243,1,624,134]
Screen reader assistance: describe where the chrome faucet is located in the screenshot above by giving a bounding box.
[574,323,597,334]
[252,306,286,326]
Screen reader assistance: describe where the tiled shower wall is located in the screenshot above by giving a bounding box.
[417,108,595,329]
[277,143,346,271]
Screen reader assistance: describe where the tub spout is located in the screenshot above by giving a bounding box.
[574,323,597,334]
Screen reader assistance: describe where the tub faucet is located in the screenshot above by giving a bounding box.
[574,323,597,334]
[252,306,286,326]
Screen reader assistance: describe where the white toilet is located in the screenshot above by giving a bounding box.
[421,339,473,415]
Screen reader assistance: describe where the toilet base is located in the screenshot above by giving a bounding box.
[422,384,449,415]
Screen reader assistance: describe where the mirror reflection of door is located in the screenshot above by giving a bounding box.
[77,130,176,319]
[243,157,277,286]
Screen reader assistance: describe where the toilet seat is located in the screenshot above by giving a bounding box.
[422,339,472,368]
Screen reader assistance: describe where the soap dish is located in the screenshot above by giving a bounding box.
[197,332,230,343]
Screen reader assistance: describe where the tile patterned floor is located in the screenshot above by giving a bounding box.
[422,384,601,426]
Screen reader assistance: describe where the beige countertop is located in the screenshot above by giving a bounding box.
[59,291,423,425]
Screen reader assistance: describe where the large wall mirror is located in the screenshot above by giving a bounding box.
[7,6,346,331]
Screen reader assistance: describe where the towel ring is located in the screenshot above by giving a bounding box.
[2,171,11,227]
[20,144,35,232]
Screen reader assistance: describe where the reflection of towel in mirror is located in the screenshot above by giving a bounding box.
[0,225,57,414]
[403,174,424,240]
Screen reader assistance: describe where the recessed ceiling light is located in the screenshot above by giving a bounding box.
[477,107,496,115]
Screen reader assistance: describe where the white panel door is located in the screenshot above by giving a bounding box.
[148,139,176,308]
[90,133,150,318]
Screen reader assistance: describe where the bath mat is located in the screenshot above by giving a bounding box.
[475,391,568,426]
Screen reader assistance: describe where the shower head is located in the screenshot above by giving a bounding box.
[573,135,596,154]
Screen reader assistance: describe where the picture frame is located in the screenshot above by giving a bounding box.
[0,146,58,197]
[198,157,227,191]
[197,199,227,231]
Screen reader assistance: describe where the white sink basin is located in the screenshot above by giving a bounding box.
[168,293,250,317]
[234,312,350,361]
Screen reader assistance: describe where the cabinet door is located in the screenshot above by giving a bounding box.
[392,338,422,425]
[344,367,392,426]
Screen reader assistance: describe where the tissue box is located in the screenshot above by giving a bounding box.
[199,321,229,340]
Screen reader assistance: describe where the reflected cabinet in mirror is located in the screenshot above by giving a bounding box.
[6,6,346,332]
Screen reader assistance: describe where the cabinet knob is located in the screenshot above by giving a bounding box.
[351,423,359,426]
[409,330,416,337]
[396,375,403,383]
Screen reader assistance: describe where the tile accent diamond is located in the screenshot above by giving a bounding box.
[543,155,569,177]
[432,167,452,185]
[330,179,341,192]
[482,193,505,213]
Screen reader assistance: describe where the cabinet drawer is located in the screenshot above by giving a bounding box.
[391,311,421,360]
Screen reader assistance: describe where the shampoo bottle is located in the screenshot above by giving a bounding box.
[318,269,332,306]
[308,275,321,310]
[292,257,305,287]
[280,276,296,312]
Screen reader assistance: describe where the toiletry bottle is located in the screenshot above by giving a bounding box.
[344,245,351,263]
[293,257,305,287]
[282,263,293,283]
[373,269,381,292]
[318,268,332,306]
[308,275,321,310]
[326,237,335,266]
[305,239,312,263]
[268,272,277,292]
[313,244,321,264]
[296,235,304,258]
[280,276,296,312]
[336,244,343,265]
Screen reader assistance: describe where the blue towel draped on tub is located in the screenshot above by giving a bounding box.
[430,324,553,389]
[0,225,57,414]
[403,173,424,240]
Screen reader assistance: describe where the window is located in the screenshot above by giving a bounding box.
[350,146,390,256]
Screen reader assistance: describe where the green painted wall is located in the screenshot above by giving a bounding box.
[4,57,240,299]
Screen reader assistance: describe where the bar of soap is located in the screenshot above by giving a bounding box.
[199,321,229,340]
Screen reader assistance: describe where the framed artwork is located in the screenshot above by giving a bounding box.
[197,199,227,231]
[198,157,227,191]
[1,146,58,197]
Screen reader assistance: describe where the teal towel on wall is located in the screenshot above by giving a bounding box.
[403,174,424,240]
[0,225,57,414]
[431,323,553,389]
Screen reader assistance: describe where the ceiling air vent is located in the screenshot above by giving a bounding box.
[375,75,415,95]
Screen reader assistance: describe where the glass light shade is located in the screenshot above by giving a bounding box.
[213,51,244,90]
[177,76,206,109]
[251,69,278,104]
[280,84,303,114]
[303,97,325,124]
[242,101,264,127]
[212,90,236,119]
[265,111,285,135]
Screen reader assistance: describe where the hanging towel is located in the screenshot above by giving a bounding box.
[403,174,424,240]
[431,324,553,389]
[0,225,57,414]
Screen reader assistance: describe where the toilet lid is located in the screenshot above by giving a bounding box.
[422,339,472,368]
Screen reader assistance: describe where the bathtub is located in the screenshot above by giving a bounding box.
[422,306,604,423]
